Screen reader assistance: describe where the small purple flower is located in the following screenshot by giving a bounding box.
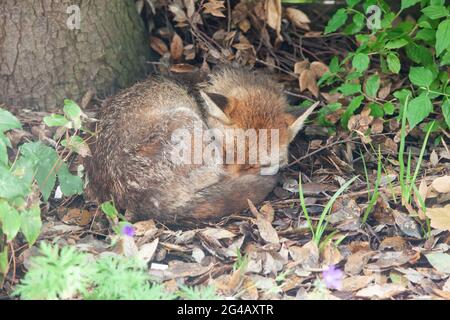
[322,265,344,290]
[121,224,135,237]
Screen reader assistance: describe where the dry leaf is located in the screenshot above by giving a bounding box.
[299,69,319,97]
[256,215,279,244]
[341,275,373,292]
[289,241,319,268]
[294,60,309,75]
[345,250,375,275]
[356,284,405,299]
[265,0,282,39]
[310,61,330,78]
[150,36,168,56]
[426,205,450,232]
[379,236,407,251]
[203,0,226,18]
[137,238,159,263]
[170,33,184,61]
[430,150,439,166]
[170,63,198,73]
[285,8,311,28]
[321,242,342,266]
[431,176,450,193]
[392,210,422,239]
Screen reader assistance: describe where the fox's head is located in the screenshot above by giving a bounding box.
[199,68,318,176]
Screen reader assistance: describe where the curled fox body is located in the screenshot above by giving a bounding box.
[85,68,317,224]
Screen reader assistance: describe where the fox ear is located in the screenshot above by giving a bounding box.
[200,90,231,124]
[288,101,320,143]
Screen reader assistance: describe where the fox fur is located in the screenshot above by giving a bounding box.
[85,67,317,224]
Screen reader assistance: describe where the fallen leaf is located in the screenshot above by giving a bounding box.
[430,150,439,166]
[200,228,236,240]
[341,275,373,292]
[345,250,375,275]
[426,252,450,274]
[289,241,319,268]
[149,36,169,56]
[431,176,450,193]
[356,284,405,299]
[392,210,422,239]
[285,8,311,28]
[310,61,329,78]
[299,69,319,97]
[137,238,159,263]
[379,236,407,251]
[170,33,184,61]
[321,242,342,266]
[426,205,450,232]
[265,0,282,39]
[203,0,226,17]
[256,215,279,244]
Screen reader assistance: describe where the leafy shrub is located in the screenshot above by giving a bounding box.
[0,101,85,276]
[320,0,449,132]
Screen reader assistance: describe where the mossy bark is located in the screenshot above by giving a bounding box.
[0,0,151,110]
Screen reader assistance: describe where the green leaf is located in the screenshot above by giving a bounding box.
[20,206,42,246]
[387,53,401,74]
[407,94,433,129]
[426,252,450,274]
[436,19,450,57]
[20,142,59,201]
[443,99,450,128]
[409,67,434,87]
[0,133,7,166]
[0,108,21,133]
[406,44,434,65]
[441,51,450,66]
[365,75,380,99]
[415,29,436,42]
[346,0,361,8]
[63,99,82,120]
[401,0,421,10]
[368,103,384,118]
[0,248,7,275]
[43,114,70,128]
[57,162,83,197]
[385,38,409,49]
[101,201,119,219]
[352,53,370,73]
[325,8,348,34]
[338,83,362,96]
[0,201,21,242]
[383,102,395,115]
[422,6,448,19]
[0,166,29,200]
[342,95,364,129]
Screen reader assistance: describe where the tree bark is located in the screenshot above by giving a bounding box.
[0,0,151,111]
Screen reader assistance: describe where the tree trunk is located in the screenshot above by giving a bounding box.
[0,0,151,111]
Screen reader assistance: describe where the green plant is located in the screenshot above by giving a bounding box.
[15,243,221,300]
[0,105,83,276]
[320,0,449,132]
[298,175,358,245]
[14,243,92,299]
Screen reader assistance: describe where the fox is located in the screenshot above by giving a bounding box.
[85,67,318,225]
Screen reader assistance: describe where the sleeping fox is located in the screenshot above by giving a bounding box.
[85,67,318,224]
